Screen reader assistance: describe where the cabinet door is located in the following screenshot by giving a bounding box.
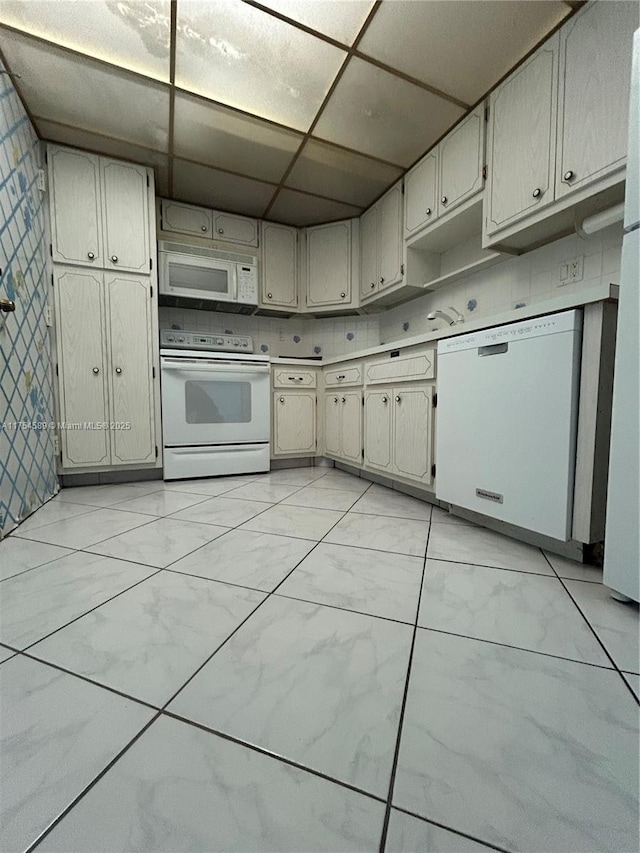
[306,221,352,308]
[273,392,316,455]
[364,390,393,472]
[438,104,484,216]
[378,183,403,290]
[49,147,102,267]
[485,35,558,236]
[101,160,150,274]
[261,222,297,308]
[212,212,258,247]
[160,200,212,237]
[54,268,110,468]
[556,1,639,199]
[404,152,437,238]
[324,394,341,457]
[341,391,362,464]
[105,274,155,465]
[393,386,433,485]
[360,205,378,300]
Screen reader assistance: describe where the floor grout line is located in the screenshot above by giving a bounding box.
[391,805,511,853]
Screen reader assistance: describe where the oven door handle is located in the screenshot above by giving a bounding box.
[161,359,270,373]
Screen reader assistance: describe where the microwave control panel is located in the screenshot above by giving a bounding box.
[237,264,258,305]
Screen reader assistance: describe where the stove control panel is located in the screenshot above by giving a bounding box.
[160,329,254,352]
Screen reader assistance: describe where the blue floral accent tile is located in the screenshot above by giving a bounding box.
[171,323,182,330]
[402,321,410,332]
[313,345,322,354]
[225,329,233,335]
[514,302,527,309]
[260,343,269,352]
[467,299,477,312]
[346,332,355,341]
[293,335,300,343]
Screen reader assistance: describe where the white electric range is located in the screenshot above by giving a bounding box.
[160,329,270,480]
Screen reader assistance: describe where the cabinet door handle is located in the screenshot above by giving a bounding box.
[340,292,346,298]
[532,188,542,198]
[92,367,100,374]
[441,196,448,205]
[279,396,285,403]
[333,397,338,403]
[115,367,122,375]
[337,374,345,380]
[379,277,384,285]
[563,170,575,183]
[341,397,346,403]
[267,292,273,299]
[110,255,118,263]
[381,396,388,403]
[201,225,207,232]
[395,395,401,402]
[425,207,432,216]
[370,282,375,289]
[218,228,224,234]
[87,251,95,260]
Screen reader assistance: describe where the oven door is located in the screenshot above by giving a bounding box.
[159,252,238,304]
[161,357,270,446]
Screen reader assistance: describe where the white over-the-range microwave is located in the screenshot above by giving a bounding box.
[158,240,259,314]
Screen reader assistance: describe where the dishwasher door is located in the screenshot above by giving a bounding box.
[436,310,582,541]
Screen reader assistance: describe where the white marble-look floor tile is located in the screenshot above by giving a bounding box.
[0,655,153,853]
[161,476,257,496]
[254,467,328,486]
[241,503,344,540]
[0,645,16,664]
[283,485,361,511]
[325,512,429,557]
[0,552,156,649]
[0,538,73,582]
[31,572,265,706]
[39,715,385,853]
[430,506,475,526]
[565,580,640,674]
[427,523,553,575]
[14,508,153,550]
[622,672,640,700]
[223,482,303,504]
[544,551,604,583]
[278,543,424,623]
[88,518,228,569]
[15,500,98,534]
[385,809,492,852]
[394,631,639,853]
[169,496,272,528]
[108,490,209,517]
[419,560,610,666]
[169,595,413,797]
[312,470,370,494]
[170,529,316,592]
[53,482,163,507]
[350,484,432,521]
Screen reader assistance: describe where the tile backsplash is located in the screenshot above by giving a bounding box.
[159,225,623,357]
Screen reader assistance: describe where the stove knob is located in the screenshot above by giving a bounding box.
[167,335,175,342]
[178,336,185,342]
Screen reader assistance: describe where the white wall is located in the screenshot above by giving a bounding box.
[159,224,623,357]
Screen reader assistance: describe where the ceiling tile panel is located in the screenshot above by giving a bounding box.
[268,188,361,227]
[34,119,170,195]
[173,92,302,183]
[286,139,403,207]
[314,57,464,167]
[254,0,376,46]
[0,0,171,82]
[0,31,169,151]
[175,0,347,131]
[357,0,570,105]
[172,159,276,216]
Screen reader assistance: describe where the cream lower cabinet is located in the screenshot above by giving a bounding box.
[54,267,156,468]
[364,384,434,486]
[324,391,362,464]
[272,392,316,456]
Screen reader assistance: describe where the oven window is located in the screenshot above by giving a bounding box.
[169,262,230,296]
[185,380,251,424]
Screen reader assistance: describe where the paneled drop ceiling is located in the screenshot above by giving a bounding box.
[0,0,574,226]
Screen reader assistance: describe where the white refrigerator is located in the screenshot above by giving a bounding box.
[603,28,639,602]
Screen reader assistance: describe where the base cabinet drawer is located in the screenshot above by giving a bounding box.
[273,369,317,389]
[365,351,435,384]
[272,392,316,456]
[324,364,363,387]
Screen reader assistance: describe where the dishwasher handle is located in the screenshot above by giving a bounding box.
[478,343,509,357]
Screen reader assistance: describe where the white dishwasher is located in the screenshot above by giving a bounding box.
[436,310,582,541]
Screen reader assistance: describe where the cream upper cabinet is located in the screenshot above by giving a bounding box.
[48,145,152,274]
[359,205,378,300]
[54,268,110,468]
[306,220,352,309]
[273,391,316,456]
[404,152,437,238]
[160,200,212,237]
[485,36,559,236]
[438,106,485,217]
[48,148,103,267]
[212,211,258,247]
[260,222,298,309]
[556,1,639,199]
[101,160,150,274]
[324,390,362,464]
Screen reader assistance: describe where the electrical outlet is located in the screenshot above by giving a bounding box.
[277,328,284,341]
[45,304,53,326]
[558,255,583,286]
[53,434,60,456]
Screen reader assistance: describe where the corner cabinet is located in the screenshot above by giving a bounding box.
[360,182,403,302]
[53,267,156,468]
[305,220,354,310]
[48,146,151,274]
[260,222,298,310]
